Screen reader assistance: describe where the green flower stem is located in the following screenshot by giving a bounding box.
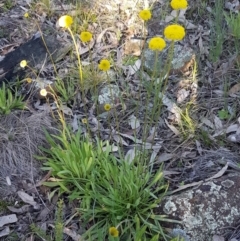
[161,41,175,95]
[67,27,90,132]
[151,41,175,144]
[67,27,83,85]
[141,50,159,150]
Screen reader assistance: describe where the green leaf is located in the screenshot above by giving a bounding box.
[218,109,230,120]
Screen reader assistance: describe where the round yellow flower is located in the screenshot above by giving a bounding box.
[58,15,73,28]
[164,24,185,41]
[139,9,152,21]
[20,60,27,68]
[40,89,47,96]
[109,227,119,237]
[80,31,92,43]
[170,0,188,10]
[25,78,32,83]
[24,12,29,18]
[104,104,111,111]
[148,37,166,51]
[81,118,88,124]
[98,59,110,71]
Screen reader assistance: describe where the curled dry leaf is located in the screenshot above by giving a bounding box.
[226,124,239,133]
[7,205,30,214]
[165,119,180,136]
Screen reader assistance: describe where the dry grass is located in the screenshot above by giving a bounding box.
[0,111,57,197]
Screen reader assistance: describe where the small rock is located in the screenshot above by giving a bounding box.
[98,84,120,105]
[157,173,240,241]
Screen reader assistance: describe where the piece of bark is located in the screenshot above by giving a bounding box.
[0,32,71,84]
[157,172,240,241]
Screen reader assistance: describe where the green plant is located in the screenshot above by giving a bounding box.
[170,237,185,241]
[198,129,212,147]
[0,200,11,212]
[3,232,19,241]
[1,0,15,11]
[224,11,240,40]
[39,127,178,240]
[178,103,196,138]
[54,77,77,104]
[79,155,173,240]
[38,128,114,195]
[31,0,53,16]
[35,3,191,240]
[0,83,25,115]
[31,200,64,241]
[209,0,225,62]
[218,108,230,120]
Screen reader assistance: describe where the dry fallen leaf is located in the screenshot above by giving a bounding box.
[124,39,144,56]
[128,59,141,75]
[0,227,10,238]
[0,214,17,228]
[212,234,225,241]
[7,205,30,214]
[170,163,228,194]
[195,140,203,156]
[60,105,73,116]
[159,93,182,123]
[213,115,223,130]
[228,83,240,95]
[125,148,137,163]
[165,119,180,136]
[157,153,174,163]
[201,117,215,129]
[128,114,140,129]
[177,89,189,103]
[17,191,39,209]
[225,0,240,12]
[226,124,239,133]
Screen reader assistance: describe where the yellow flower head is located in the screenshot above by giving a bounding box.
[40,89,47,96]
[58,15,73,28]
[81,118,88,124]
[170,0,188,10]
[24,12,29,18]
[20,60,27,68]
[139,9,152,21]
[104,104,111,111]
[164,24,185,41]
[148,37,166,51]
[98,59,110,71]
[80,31,92,43]
[25,78,32,83]
[109,227,119,237]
